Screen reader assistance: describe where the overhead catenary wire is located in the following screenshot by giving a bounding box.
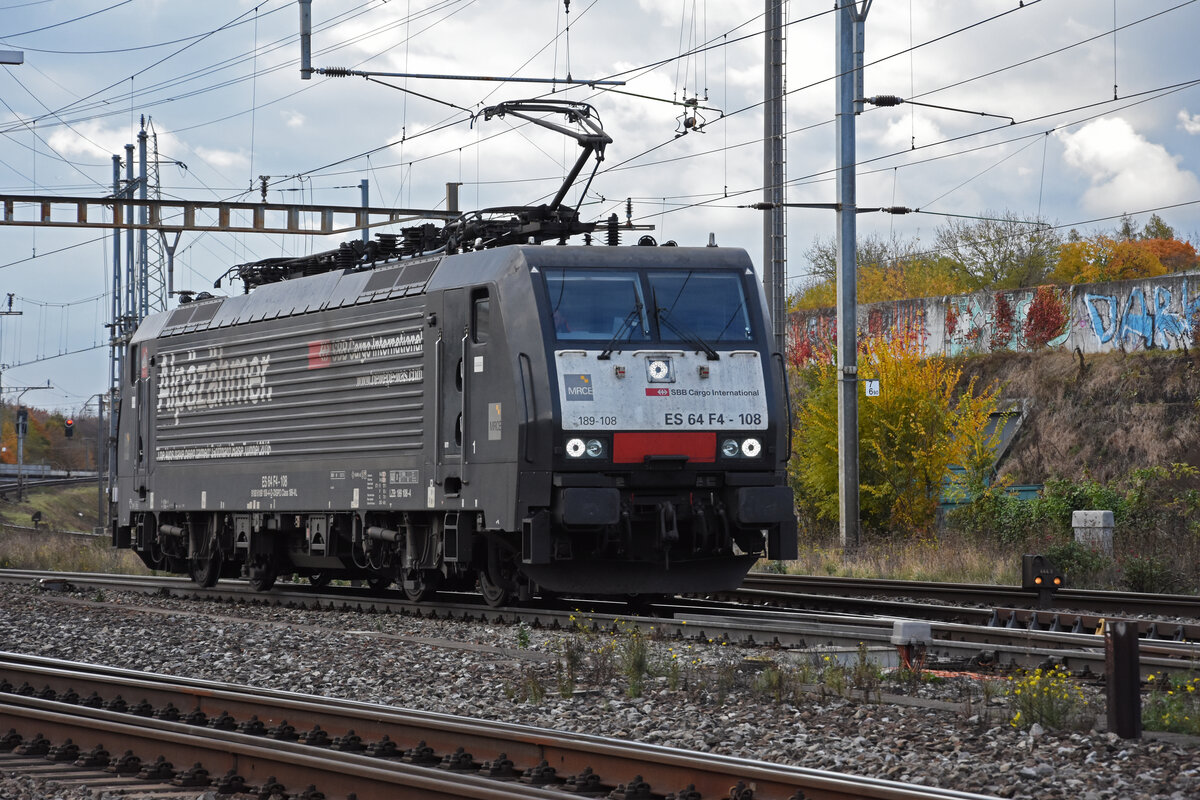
[274,0,1196,207]
[1,7,1196,248]
[0,0,133,39]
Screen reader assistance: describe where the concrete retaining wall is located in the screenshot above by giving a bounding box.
[790,272,1200,357]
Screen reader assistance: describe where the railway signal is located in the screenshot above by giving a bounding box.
[64,418,74,438]
[1022,554,1064,608]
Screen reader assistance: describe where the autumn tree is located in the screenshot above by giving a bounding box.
[933,210,1061,290]
[1116,213,1140,241]
[1023,285,1070,349]
[0,419,14,465]
[1138,237,1199,272]
[1140,213,1175,241]
[794,233,964,310]
[1052,236,1171,284]
[803,231,905,284]
[0,404,97,470]
[790,329,1002,536]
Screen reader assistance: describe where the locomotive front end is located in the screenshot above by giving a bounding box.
[522,246,797,595]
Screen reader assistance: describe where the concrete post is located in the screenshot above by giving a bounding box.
[1073,510,1114,556]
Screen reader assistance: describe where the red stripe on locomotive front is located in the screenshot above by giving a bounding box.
[612,432,716,463]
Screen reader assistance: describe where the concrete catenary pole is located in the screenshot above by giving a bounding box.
[835,1,871,552]
[138,125,149,319]
[109,154,123,515]
[299,0,312,79]
[124,144,136,332]
[361,179,370,244]
[763,0,787,357]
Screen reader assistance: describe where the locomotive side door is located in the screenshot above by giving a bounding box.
[134,343,152,484]
[437,288,467,491]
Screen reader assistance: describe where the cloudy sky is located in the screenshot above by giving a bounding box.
[0,0,1198,410]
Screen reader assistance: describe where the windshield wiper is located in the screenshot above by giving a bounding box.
[598,298,646,360]
[655,306,720,360]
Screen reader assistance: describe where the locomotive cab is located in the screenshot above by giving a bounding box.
[506,245,797,597]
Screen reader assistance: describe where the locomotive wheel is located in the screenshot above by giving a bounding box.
[401,569,442,602]
[308,573,332,588]
[477,569,510,608]
[188,552,222,588]
[247,558,277,592]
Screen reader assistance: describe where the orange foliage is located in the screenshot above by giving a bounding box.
[1024,285,1070,349]
[1053,236,1169,284]
[0,421,14,465]
[1137,238,1199,273]
[793,258,967,311]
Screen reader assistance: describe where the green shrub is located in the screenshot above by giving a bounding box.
[1119,464,1200,536]
[1117,553,1179,593]
[1009,665,1091,730]
[1043,540,1112,586]
[616,623,649,698]
[791,330,1001,537]
[753,663,798,703]
[1144,672,1200,734]
[1038,478,1125,530]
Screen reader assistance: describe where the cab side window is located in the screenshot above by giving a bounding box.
[471,290,490,344]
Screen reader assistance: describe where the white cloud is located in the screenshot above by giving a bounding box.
[46,121,128,159]
[284,111,306,129]
[1057,117,1200,213]
[876,112,945,151]
[194,147,249,171]
[1179,109,1200,135]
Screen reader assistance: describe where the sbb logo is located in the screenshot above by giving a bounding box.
[645,388,670,397]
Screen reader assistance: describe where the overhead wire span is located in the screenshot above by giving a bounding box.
[0,0,133,38]
[2,2,289,132]
[278,1,816,186]
[902,0,1196,106]
[473,0,1194,198]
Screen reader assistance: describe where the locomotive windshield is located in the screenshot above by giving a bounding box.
[648,271,752,343]
[543,267,752,344]
[545,269,650,342]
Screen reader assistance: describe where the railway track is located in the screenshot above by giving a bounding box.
[0,475,99,494]
[0,652,1002,800]
[737,573,1200,621]
[2,569,1199,679]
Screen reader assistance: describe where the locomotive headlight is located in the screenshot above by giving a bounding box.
[721,439,740,458]
[646,357,674,383]
[585,439,605,458]
[565,438,587,458]
[741,438,762,458]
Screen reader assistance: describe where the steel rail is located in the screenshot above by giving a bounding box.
[3,569,1198,676]
[738,573,1200,619]
[0,697,570,800]
[0,653,1001,800]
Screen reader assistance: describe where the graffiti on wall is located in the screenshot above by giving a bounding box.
[1082,280,1200,350]
[789,272,1200,359]
[789,301,928,365]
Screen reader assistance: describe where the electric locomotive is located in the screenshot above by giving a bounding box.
[110,101,796,604]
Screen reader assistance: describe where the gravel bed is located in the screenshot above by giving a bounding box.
[1,582,1198,800]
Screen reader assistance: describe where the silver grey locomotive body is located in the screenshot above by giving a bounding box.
[112,244,796,602]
